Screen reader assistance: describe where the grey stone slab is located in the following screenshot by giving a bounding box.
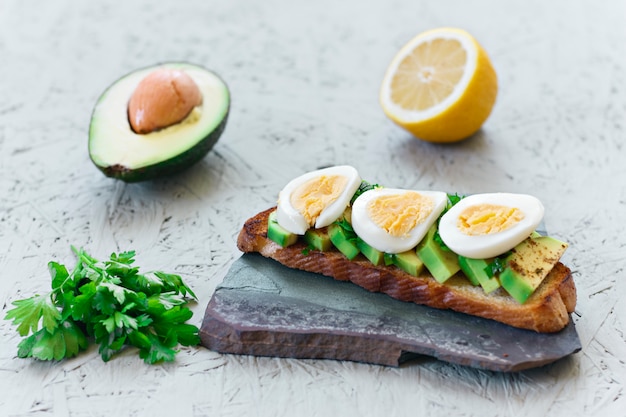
[200,253,581,372]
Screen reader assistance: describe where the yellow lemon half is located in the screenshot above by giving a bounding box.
[380,28,498,143]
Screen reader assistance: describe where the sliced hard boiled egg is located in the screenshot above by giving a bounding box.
[438,193,544,259]
[275,165,361,235]
[351,188,447,253]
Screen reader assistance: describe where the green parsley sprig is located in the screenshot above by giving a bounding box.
[484,254,510,277]
[350,180,381,204]
[334,217,358,242]
[434,193,464,250]
[4,246,199,364]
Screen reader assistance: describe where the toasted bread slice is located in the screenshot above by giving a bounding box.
[237,208,577,333]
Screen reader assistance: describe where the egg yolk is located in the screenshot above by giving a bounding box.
[457,204,524,235]
[368,192,434,237]
[291,175,348,227]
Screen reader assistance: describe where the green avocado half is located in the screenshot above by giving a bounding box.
[88,62,230,182]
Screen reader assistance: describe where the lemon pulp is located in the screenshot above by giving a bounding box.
[380,28,498,143]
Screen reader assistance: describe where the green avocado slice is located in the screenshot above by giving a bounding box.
[328,223,360,260]
[499,236,568,304]
[304,228,332,252]
[88,62,230,182]
[416,224,461,283]
[356,238,385,265]
[458,256,499,290]
[267,211,298,248]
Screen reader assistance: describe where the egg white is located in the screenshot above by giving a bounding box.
[351,188,448,254]
[275,165,362,235]
[438,193,544,259]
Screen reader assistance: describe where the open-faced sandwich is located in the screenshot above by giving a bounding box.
[237,165,576,333]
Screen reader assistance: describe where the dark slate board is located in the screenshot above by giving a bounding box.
[200,253,581,372]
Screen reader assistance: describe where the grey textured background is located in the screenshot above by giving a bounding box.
[1,0,624,416]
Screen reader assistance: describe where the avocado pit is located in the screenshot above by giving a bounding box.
[128,68,203,134]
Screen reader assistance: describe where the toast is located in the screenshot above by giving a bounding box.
[237,207,577,333]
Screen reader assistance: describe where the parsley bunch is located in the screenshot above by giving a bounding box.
[4,247,200,364]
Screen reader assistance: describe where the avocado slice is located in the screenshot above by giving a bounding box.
[499,236,568,303]
[356,238,385,266]
[458,256,500,291]
[328,223,360,260]
[304,228,332,252]
[267,211,298,248]
[385,249,424,277]
[89,62,230,182]
[416,224,461,283]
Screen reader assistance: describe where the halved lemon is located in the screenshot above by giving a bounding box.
[380,28,498,143]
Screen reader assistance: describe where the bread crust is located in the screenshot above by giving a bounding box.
[237,207,577,333]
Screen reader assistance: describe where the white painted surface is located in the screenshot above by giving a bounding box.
[1,0,624,416]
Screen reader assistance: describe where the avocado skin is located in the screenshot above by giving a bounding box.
[97,110,229,183]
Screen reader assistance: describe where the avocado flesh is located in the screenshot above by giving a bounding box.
[328,223,360,260]
[458,256,499,291]
[416,224,461,283]
[499,236,568,303]
[356,238,384,265]
[267,211,298,248]
[387,249,424,277]
[304,228,332,252]
[88,62,230,182]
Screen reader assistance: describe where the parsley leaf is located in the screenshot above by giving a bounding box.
[434,193,465,250]
[4,246,199,364]
[484,254,510,278]
[351,180,381,204]
[334,217,355,235]
[139,332,178,364]
[5,294,61,336]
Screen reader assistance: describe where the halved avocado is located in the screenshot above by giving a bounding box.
[88,62,230,182]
